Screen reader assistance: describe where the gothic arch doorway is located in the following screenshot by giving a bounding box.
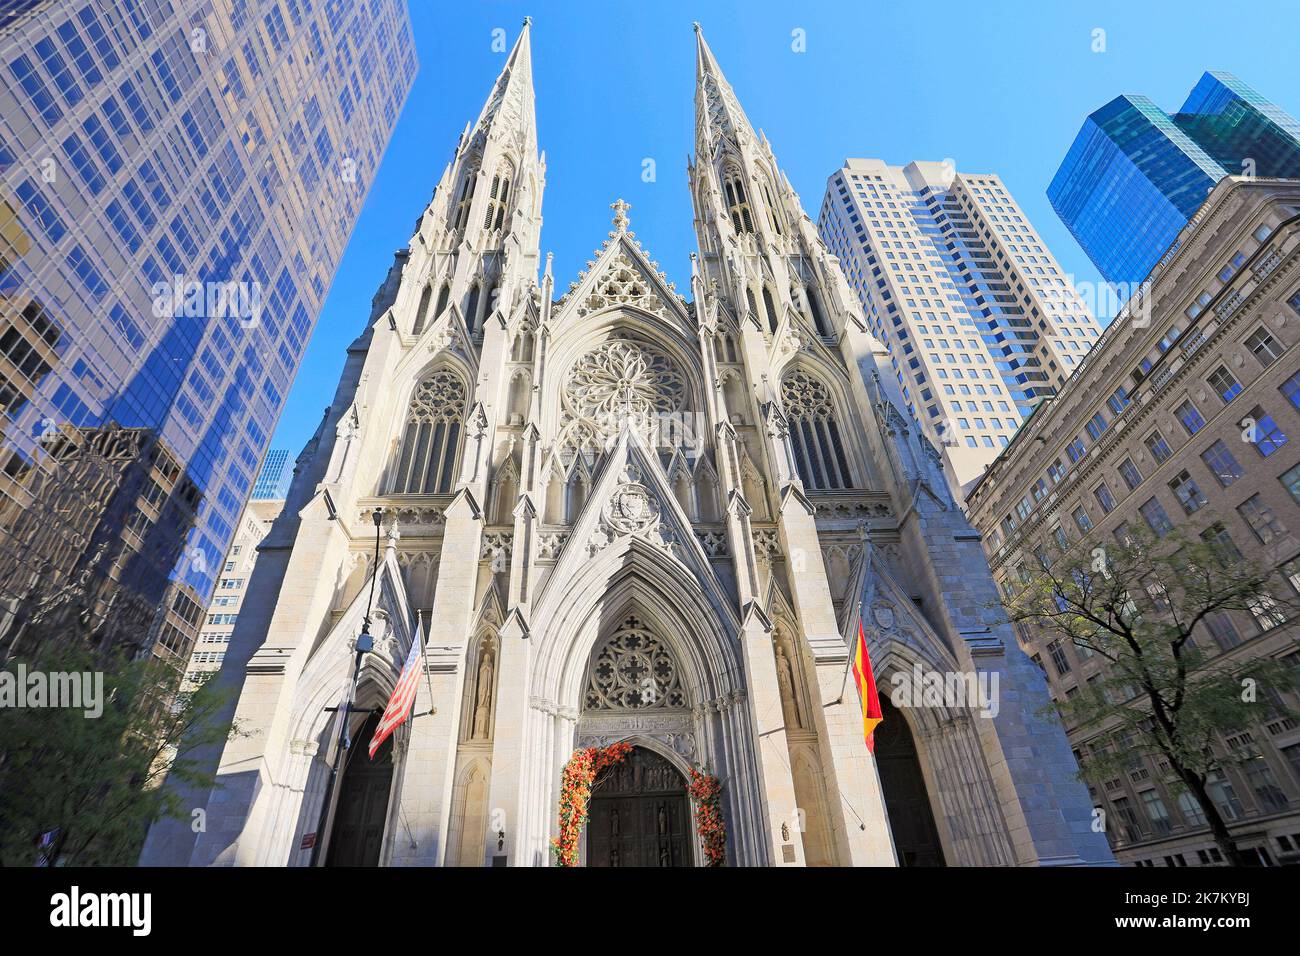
[326,712,395,867]
[875,698,945,867]
[587,747,694,867]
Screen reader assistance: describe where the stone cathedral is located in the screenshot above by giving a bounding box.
[143,23,1112,868]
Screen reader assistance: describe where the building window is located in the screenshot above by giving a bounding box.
[1176,791,1207,828]
[482,162,513,232]
[1243,755,1289,812]
[1244,406,1288,456]
[1237,494,1286,544]
[1072,505,1093,533]
[1207,770,1244,821]
[1085,412,1108,440]
[1112,796,1142,842]
[451,167,477,233]
[1200,522,1242,562]
[1245,327,1282,367]
[1118,458,1143,491]
[1208,365,1243,404]
[1201,440,1243,487]
[1282,743,1300,787]
[1047,639,1071,676]
[1052,525,1069,550]
[1280,558,1300,596]
[1203,611,1242,651]
[1093,482,1115,513]
[1140,790,1173,836]
[1144,430,1173,464]
[1066,437,1086,463]
[1139,497,1174,537]
[781,369,854,490]
[1174,400,1205,436]
[1281,463,1300,505]
[390,369,467,494]
[1168,470,1207,514]
[723,165,754,234]
[1280,371,1300,411]
[1247,593,1287,632]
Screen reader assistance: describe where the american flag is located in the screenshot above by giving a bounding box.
[368,618,425,759]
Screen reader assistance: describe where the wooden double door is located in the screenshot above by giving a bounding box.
[874,698,946,867]
[326,713,394,867]
[587,747,694,867]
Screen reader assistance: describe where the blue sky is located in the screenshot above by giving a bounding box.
[269,0,1300,456]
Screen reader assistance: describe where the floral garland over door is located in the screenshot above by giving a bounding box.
[550,742,727,867]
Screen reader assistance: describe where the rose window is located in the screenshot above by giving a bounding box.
[564,339,686,422]
[583,616,687,711]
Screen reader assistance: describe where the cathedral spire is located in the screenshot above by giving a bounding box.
[466,17,537,156]
[693,23,755,155]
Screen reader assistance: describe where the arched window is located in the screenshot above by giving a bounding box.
[781,369,854,490]
[745,288,759,325]
[483,164,512,232]
[452,169,477,233]
[762,287,779,335]
[723,166,753,234]
[412,284,433,336]
[433,283,450,323]
[805,286,830,336]
[483,279,499,327]
[760,175,783,235]
[465,283,481,333]
[390,369,467,494]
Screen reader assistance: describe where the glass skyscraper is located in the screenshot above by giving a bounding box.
[0,1,415,667]
[1048,71,1300,289]
[251,446,288,499]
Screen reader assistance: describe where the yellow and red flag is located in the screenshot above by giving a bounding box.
[851,618,884,753]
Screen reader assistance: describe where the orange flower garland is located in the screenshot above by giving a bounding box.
[550,741,633,866]
[687,768,726,866]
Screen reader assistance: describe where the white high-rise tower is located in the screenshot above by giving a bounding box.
[819,159,1104,494]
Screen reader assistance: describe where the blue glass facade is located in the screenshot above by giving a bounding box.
[0,1,415,665]
[251,447,288,499]
[1049,72,1300,288]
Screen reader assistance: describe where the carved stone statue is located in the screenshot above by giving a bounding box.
[775,644,802,729]
[472,651,494,739]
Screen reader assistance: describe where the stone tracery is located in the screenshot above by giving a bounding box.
[583,615,688,712]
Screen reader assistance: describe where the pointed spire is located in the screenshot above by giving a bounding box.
[693,23,754,150]
[466,17,536,151]
[693,21,722,83]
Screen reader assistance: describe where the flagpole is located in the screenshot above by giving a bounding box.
[836,536,875,705]
[415,609,437,719]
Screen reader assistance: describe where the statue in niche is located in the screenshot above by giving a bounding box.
[775,643,802,729]
[472,649,494,739]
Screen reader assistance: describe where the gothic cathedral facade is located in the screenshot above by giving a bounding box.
[143,22,1112,867]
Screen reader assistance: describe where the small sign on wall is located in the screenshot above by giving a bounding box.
[300,833,317,850]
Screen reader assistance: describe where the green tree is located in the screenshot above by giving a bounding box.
[0,638,236,866]
[1000,523,1297,866]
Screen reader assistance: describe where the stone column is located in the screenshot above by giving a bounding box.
[737,609,805,866]
[481,611,531,864]
[388,490,483,865]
